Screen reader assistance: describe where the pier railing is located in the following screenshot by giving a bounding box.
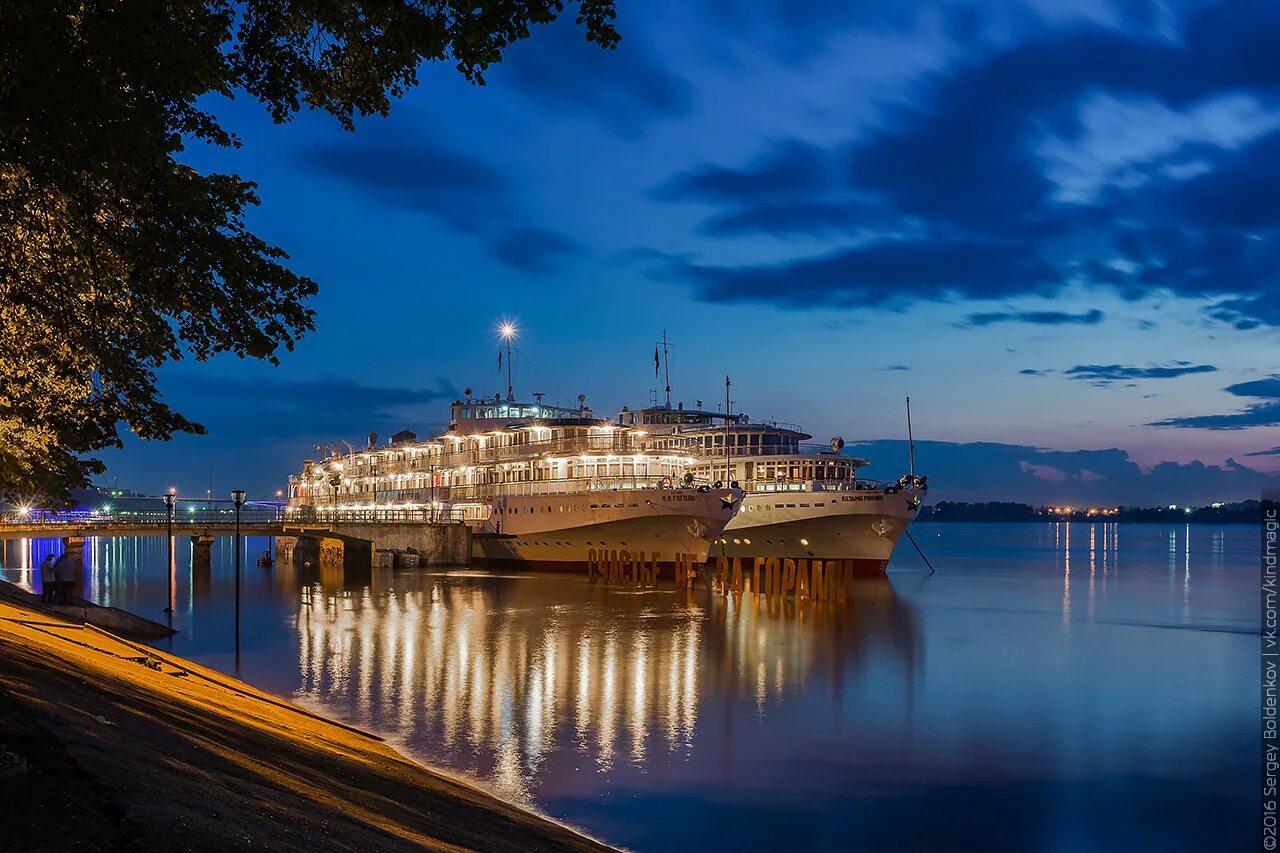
[286,507,478,525]
[0,518,285,536]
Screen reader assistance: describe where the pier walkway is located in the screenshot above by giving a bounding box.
[0,518,472,571]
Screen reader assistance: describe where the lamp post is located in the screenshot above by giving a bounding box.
[231,489,246,659]
[163,488,176,614]
[328,473,341,528]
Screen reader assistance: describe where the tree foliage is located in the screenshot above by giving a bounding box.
[0,1,618,504]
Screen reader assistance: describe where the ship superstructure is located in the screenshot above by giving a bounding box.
[288,393,741,570]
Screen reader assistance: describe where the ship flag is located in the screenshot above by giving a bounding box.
[654,346,660,377]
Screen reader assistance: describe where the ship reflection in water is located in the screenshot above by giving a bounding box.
[292,570,919,810]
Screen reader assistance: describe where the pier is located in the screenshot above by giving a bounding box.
[0,518,472,575]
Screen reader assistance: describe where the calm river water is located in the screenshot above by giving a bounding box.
[2,522,1256,851]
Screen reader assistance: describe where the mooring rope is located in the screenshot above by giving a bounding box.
[905,529,936,574]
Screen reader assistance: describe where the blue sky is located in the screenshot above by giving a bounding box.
[101,0,1280,504]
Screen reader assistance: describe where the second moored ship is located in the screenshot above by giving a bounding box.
[619,402,927,573]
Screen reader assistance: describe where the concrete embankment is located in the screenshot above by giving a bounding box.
[0,579,176,638]
[0,598,614,852]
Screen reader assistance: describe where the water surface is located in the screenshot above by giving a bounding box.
[1,522,1256,851]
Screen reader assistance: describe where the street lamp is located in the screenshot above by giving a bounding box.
[328,473,341,526]
[231,489,246,658]
[163,488,176,614]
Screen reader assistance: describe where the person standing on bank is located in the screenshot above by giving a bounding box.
[39,554,57,603]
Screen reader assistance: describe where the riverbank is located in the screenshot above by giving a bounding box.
[0,598,614,852]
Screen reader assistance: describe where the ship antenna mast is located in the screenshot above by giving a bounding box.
[725,375,732,485]
[906,395,916,480]
[499,321,517,402]
[660,330,672,409]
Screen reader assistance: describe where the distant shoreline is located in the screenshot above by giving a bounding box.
[915,517,1256,525]
[917,500,1261,525]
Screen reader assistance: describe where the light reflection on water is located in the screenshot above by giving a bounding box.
[0,522,1256,851]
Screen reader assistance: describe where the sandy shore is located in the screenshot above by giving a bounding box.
[0,597,614,852]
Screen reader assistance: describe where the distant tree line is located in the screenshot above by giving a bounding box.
[919,501,1262,524]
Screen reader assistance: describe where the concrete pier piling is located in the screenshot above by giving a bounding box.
[191,534,215,571]
[281,522,469,569]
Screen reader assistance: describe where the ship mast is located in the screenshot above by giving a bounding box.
[659,330,672,409]
[725,375,732,486]
[906,395,916,480]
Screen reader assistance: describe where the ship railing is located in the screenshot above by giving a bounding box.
[437,475,685,500]
[660,443,861,459]
[295,475,697,509]
[329,434,652,473]
[285,506,482,525]
[742,478,886,493]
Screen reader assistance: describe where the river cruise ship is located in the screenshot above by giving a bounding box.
[616,403,926,573]
[287,394,742,570]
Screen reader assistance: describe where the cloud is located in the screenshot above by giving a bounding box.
[964,309,1104,327]
[653,141,832,203]
[303,139,503,231]
[1247,446,1280,457]
[1019,368,1050,377]
[1065,363,1218,384]
[487,227,579,274]
[1150,375,1280,429]
[303,136,580,272]
[166,374,456,440]
[700,200,887,238]
[680,239,1060,308]
[492,16,690,136]
[697,0,967,66]
[879,364,911,372]
[1019,460,1067,482]
[851,438,1278,505]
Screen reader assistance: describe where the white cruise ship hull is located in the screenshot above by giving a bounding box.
[714,489,923,573]
[471,487,739,571]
